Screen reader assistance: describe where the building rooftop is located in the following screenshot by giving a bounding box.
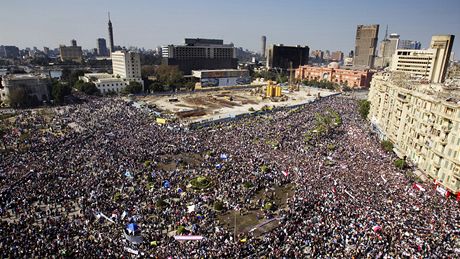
[374,71,460,105]
[2,74,46,80]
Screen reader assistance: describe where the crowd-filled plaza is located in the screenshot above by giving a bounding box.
[0,95,459,257]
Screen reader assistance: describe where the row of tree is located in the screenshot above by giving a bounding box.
[302,79,338,90]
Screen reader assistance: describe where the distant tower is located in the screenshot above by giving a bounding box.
[97,38,108,56]
[71,39,77,47]
[261,36,267,58]
[108,12,114,54]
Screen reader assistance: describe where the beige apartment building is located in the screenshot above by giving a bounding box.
[59,39,83,63]
[368,72,460,194]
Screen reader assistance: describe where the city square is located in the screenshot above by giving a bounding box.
[1,0,459,257]
[1,95,459,257]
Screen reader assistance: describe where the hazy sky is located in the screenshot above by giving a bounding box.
[1,0,459,57]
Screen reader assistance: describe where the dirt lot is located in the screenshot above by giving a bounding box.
[139,87,336,123]
[217,184,294,237]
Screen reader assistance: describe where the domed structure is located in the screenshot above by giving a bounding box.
[327,62,340,69]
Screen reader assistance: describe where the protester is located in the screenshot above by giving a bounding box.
[0,96,458,257]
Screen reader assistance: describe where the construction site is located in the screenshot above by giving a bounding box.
[138,82,337,124]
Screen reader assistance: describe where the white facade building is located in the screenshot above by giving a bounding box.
[390,49,438,81]
[79,73,129,94]
[111,50,142,81]
[80,50,144,94]
[390,35,454,83]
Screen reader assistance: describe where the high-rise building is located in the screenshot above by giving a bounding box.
[331,51,344,62]
[161,38,237,75]
[261,36,267,58]
[0,45,20,59]
[108,12,115,54]
[368,72,460,195]
[323,50,331,60]
[111,50,142,81]
[97,38,109,56]
[266,44,309,70]
[398,40,422,50]
[59,40,83,63]
[79,50,144,94]
[391,35,454,83]
[430,35,455,83]
[311,50,324,63]
[353,24,379,68]
[348,50,354,58]
[377,33,400,68]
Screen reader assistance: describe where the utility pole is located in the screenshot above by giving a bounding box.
[234,211,237,242]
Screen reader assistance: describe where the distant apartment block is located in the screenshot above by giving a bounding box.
[162,38,237,75]
[353,24,379,68]
[97,38,109,56]
[0,74,50,104]
[0,45,20,59]
[310,50,324,63]
[331,51,344,62]
[266,44,309,70]
[398,40,422,50]
[59,40,83,63]
[368,72,460,194]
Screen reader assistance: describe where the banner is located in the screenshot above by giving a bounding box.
[124,247,139,255]
[156,118,167,124]
[436,186,447,197]
[174,235,204,241]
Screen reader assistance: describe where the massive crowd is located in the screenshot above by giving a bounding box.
[0,95,459,257]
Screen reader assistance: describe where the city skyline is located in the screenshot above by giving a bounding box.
[0,0,459,58]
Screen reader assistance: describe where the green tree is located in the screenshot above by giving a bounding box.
[75,81,100,95]
[61,68,71,82]
[381,140,394,152]
[141,65,156,78]
[148,81,164,92]
[69,70,86,87]
[358,100,371,120]
[122,81,143,94]
[394,159,406,169]
[51,82,72,104]
[155,65,183,90]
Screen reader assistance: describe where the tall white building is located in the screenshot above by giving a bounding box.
[111,50,142,82]
[390,35,455,83]
[79,50,143,94]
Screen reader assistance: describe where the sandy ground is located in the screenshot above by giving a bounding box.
[139,87,337,124]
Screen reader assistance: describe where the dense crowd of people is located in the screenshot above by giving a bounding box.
[0,95,459,257]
